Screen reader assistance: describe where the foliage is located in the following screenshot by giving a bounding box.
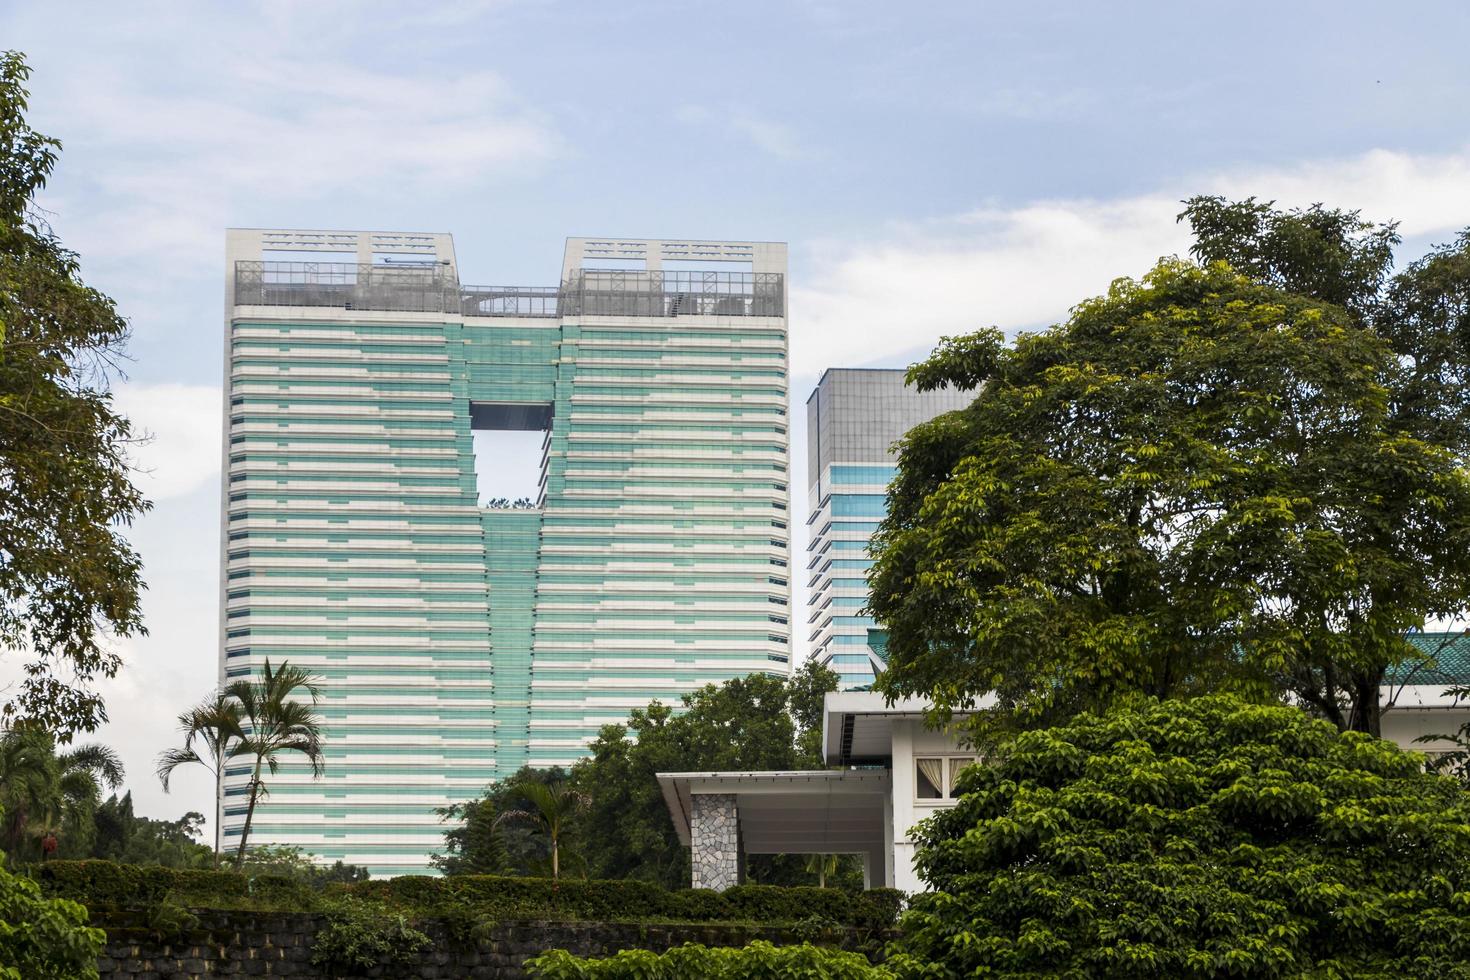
[527,941,891,980]
[0,852,104,980]
[431,797,507,876]
[234,844,369,888]
[1417,682,1470,785]
[497,779,587,880]
[0,50,149,735]
[886,695,1470,979]
[309,896,431,977]
[32,858,904,930]
[0,725,123,859]
[222,659,325,860]
[351,875,904,929]
[34,859,315,912]
[873,251,1470,736]
[567,663,840,888]
[90,793,212,869]
[155,691,244,867]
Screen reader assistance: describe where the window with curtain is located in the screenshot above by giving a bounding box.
[915,758,944,799]
[947,757,978,798]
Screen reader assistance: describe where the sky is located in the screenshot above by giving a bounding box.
[3,0,1470,827]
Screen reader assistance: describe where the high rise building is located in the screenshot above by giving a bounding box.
[805,369,970,690]
[220,230,791,874]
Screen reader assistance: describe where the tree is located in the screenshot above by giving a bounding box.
[0,50,149,736]
[803,853,839,889]
[155,691,244,867]
[223,660,325,862]
[430,797,506,876]
[569,663,840,888]
[0,725,122,859]
[0,836,103,980]
[496,780,587,880]
[871,255,1470,736]
[886,695,1470,979]
[89,792,212,869]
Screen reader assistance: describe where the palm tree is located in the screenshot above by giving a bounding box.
[54,742,125,857]
[496,781,587,880]
[0,726,58,856]
[156,692,245,867]
[223,660,326,863]
[804,853,840,888]
[0,726,122,859]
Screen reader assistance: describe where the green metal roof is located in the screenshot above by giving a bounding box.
[1390,631,1470,686]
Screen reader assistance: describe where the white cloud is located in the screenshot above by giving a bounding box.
[114,383,223,502]
[791,146,1470,376]
[25,4,560,280]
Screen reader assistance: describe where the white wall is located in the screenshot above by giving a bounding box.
[889,719,976,893]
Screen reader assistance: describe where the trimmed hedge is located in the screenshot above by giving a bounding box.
[528,941,892,979]
[34,860,904,929]
[352,876,904,929]
[33,860,316,912]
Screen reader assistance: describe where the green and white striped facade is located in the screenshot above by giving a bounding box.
[219,230,791,875]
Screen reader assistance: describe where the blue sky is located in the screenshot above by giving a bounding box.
[4,0,1470,821]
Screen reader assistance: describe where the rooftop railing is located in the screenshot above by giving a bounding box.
[234,262,784,318]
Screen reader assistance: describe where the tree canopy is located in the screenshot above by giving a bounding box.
[568,663,838,889]
[871,207,1470,735]
[887,695,1470,979]
[0,50,148,734]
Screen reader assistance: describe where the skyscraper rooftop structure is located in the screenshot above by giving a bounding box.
[805,369,970,690]
[220,230,791,874]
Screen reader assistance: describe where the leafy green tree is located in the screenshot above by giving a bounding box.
[0,838,103,980]
[872,254,1470,736]
[497,780,587,880]
[569,663,839,888]
[236,843,368,887]
[430,798,506,876]
[0,50,149,736]
[89,792,212,869]
[0,726,122,859]
[223,660,325,861]
[155,691,244,867]
[887,695,1470,979]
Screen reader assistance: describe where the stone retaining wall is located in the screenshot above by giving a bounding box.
[95,910,889,978]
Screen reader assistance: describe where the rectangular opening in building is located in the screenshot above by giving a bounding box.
[471,402,552,508]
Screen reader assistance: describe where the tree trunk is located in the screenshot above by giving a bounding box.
[235,758,264,863]
[551,834,559,880]
[212,768,223,870]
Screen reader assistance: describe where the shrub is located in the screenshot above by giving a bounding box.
[527,941,891,979]
[887,695,1470,978]
[310,896,431,977]
[350,875,904,928]
[0,856,105,980]
[34,859,905,931]
[34,860,313,912]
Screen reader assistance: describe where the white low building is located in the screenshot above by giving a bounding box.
[658,683,1470,893]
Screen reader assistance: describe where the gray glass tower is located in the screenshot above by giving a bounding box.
[805,369,970,689]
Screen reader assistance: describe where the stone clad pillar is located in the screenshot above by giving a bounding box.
[690,793,742,891]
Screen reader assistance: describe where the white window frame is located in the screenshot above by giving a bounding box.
[914,755,981,802]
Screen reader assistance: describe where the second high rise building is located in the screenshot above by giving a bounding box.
[220,231,791,873]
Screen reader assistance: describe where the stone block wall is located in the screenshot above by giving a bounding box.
[690,793,742,890]
[93,910,889,978]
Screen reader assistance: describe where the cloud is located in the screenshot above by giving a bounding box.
[23,4,560,284]
[791,146,1470,376]
[114,383,224,502]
